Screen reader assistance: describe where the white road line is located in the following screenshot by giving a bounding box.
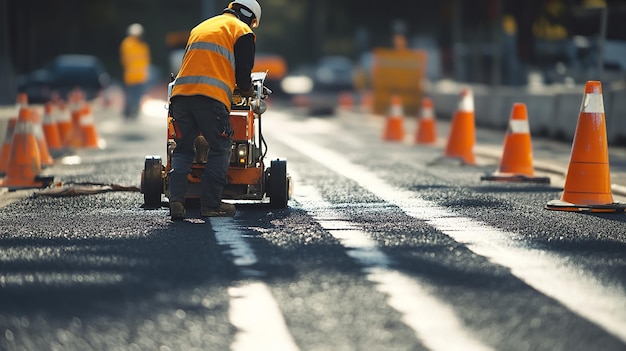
[265,111,626,344]
[211,218,300,351]
[295,182,493,351]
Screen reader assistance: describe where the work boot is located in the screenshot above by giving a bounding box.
[170,201,186,220]
[201,202,236,217]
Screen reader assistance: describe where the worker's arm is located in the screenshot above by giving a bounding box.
[234,33,255,93]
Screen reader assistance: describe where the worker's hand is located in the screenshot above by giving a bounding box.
[239,86,256,98]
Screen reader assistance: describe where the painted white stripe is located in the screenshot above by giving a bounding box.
[509,119,529,134]
[265,111,626,343]
[295,180,492,351]
[212,218,300,351]
[229,283,299,351]
[581,93,604,113]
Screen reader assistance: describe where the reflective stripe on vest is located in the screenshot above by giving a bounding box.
[188,42,236,72]
[174,75,233,103]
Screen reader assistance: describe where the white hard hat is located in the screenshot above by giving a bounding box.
[229,0,261,26]
[128,23,144,36]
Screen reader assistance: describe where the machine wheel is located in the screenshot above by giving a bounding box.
[268,159,289,208]
[143,156,163,209]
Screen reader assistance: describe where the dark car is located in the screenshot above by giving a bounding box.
[17,54,111,103]
[281,55,355,115]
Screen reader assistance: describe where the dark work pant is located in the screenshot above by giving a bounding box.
[168,95,232,208]
[123,83,146,119]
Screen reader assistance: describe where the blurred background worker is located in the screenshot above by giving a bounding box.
[120,23,151,119]
[168,0,260,220]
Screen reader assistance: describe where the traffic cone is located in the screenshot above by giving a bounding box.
[1,93,28,176]
[67,89,85,148]
[443,88,476,165]
[338,91,353,109]
[15,92,28,108]
[546,81,626,212]
[481,103,550,183]
[31,107,55,167]
[54,97,73,148]
[415,97,437,145]
[382,95,405,142]
[42,102,63,154]
[79,103,101,149]
[0,107,54,189]
[0,117,17,176]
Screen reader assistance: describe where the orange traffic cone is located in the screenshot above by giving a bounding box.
[0,117,17,176]
[31,107,55,167]
[15,92,28,108]
[54,98,73,148]
[67,90,85,148]
[382,95,405,142]
[546,81,626,212]
[481,103,550,183]
[338,91,353,109]
[42,102,63,154]
[79,103,101,149]
[415,97,437,145]
[0,107,54,189]
[0,93,27,176]
[443,88,476,165]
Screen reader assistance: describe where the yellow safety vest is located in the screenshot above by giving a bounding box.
[172,13,255,110]
[120,36,150,85]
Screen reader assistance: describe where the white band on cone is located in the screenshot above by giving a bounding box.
[422,108,433,119]
[458,90,474,112]
[581,93,604,113]
[509,120,530,134]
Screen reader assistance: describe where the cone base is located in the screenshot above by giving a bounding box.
[545,199,626,213]
[481,172,550,184]
[0,175,55,191]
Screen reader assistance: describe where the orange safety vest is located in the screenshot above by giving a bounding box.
[172,13,255,110]
[120,36,150,85]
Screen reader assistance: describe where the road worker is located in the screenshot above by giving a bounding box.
[120,23,151,119]
[168,0,260,220]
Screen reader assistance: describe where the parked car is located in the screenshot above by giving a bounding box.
[281,55,355,115]
[17,54,111,103]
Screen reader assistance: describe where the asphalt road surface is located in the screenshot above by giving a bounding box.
[0,100,625,351]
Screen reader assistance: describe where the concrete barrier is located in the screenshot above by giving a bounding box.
[520,92,557,137]
[553,92,581,141]
[607,88,626,144]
